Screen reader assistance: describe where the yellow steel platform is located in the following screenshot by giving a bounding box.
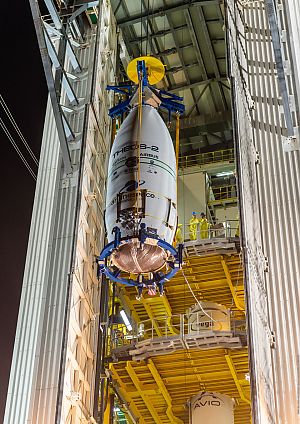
[110,348,251,423]
[110,250,251,423]
[118,253,245,336]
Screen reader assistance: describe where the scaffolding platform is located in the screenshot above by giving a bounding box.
[111,331,246,362]
[183,237,240,257]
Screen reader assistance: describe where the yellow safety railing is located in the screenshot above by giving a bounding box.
[179,148,234,169]
[180,219,239,242]
[209,184,237,202]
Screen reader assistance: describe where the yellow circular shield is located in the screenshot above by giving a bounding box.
[127,56,165,85]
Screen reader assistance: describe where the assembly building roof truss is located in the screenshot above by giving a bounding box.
[111,0,232,156]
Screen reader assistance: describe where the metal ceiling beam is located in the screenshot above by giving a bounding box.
[184,8,221,113]
[185,8,220,114]
[127,24,187,45]
[184,9,208,80]
[113,0,123,16]
[140,0,172,89]
[118,1,139,58]
[140,0,158,56]
[118,0,172,88]
[180,140,234,154]
[169,76,228,93]
[212,38,225,45]
[176,125,231,140]
[117,0,219,27]
[216,2,224,26]
[127,29,225,49]
[162,2,200,115]
[159,44,193,57]
[187,84,210,116]
[166,62,198,74]
[196,6,227,110]
[129,36,223,51]
[171,118,232,139]
[169,110,232,131]
[197,7,220,77]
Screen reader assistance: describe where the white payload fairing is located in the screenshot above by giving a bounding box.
[97,56,184,295]
[190,392,234,423]
[105,104,177,274]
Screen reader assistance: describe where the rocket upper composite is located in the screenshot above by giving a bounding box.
[97,56,184,297]
[106,105,177,272]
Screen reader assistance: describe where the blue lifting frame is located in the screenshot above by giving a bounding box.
[106,59,185,119]
[96,224,183,294]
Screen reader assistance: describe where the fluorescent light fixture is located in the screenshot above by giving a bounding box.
[215,171,233,177]
[120,310,132,331]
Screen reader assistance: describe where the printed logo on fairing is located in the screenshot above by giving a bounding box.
[125,157,139,168]
[193,393,223,409]
[194,400,221,408]
[113,144,159,158]
[107,189,157,207]
[123,180,145,192]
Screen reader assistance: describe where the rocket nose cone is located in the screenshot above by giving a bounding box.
[111,240,167,274]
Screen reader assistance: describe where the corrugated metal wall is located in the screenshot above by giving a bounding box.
[4,2,117,423]
[232,0,300,422]
[227,0,276,422]
[244,2,300,422]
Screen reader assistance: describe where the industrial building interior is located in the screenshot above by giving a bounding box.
[97,1,249,423]
[8,0,299,423]
[8,0,290,424]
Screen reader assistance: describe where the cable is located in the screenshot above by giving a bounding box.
[146,0,150,55]
[0,117,37,180]
[151,0,154,56]
[0,94,39,166]
[140,1,143,55]
[181,268,217,323]
[136,77,143,223]
[175,113,180,176]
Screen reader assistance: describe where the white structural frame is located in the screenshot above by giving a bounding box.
[4,1,117,423]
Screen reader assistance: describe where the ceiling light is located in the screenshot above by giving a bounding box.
[120,310,132,331]
[215,171,233,177]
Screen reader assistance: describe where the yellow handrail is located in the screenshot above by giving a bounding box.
[179,148,234,168]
